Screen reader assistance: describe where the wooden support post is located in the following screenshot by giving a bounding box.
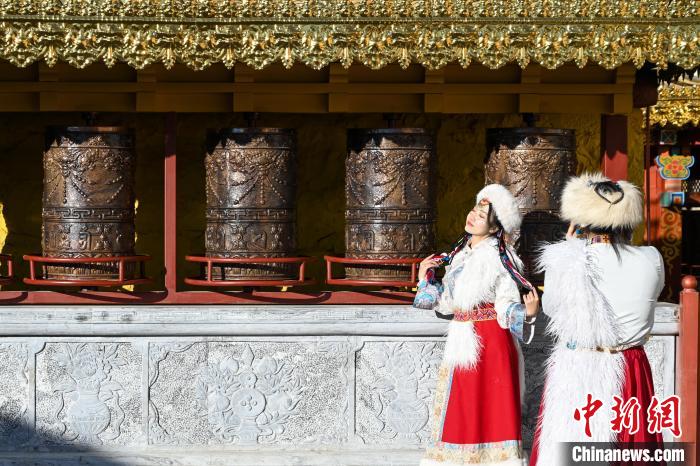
[328,63,349,112]
[424,69,444,113]
[601,114,628,181]
[136,67,157,112]
[233,65,255,112]
[613,64,635,114]
[678,275,698,464]
[164,113,177,300]
[518,65,541,113]
[38,63,59,111]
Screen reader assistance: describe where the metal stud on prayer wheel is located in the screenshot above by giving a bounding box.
[485,128,576,282]
[345,129,435,281]
[204,128,296,280]
[42,127,136,280]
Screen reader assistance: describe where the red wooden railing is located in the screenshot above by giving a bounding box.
[678,275,698,464]
[184,256,315,287]
[23,254,152,287]
[324,255,422,288]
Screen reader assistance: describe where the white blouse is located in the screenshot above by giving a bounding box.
[589,243,665,348]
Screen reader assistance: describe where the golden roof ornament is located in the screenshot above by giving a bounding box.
[648,80,700,127]
[0,0,697,71]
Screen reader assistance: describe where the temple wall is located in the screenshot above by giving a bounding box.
[0,112,644,289]
[0,110,659,464]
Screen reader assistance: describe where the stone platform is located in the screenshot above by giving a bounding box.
[0,304,679,466]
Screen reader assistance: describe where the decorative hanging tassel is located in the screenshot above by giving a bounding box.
[425,230,533,295]
[425,232,468,283]
[496,229,535,293]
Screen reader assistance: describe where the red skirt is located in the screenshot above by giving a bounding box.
[424,319,523,464]
[529,346,663,466]
[442,319,522,443]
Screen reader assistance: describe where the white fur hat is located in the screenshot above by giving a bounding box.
[560,172,643,230]
[476,184,522,234]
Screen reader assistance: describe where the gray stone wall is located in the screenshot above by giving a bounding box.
[0,304,678,466]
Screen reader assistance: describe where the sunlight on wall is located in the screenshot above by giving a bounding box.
[0,202,6,253]
[122,198,139,291]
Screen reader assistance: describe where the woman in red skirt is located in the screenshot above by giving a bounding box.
[530,173,665,466]
[414,184,540,466]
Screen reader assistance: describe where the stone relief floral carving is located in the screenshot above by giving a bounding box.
[309,340,354,445]
[52,343,126,444]
[196,344,304,445]
[358,341,442,444]
[0,330,674,460]
[644,337,668,399]
[148,342,199,445]
[0,343,31,448]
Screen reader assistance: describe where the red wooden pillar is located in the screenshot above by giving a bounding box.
[601,114,628,181]
[646,160,663,246]
[678,275,698,464]
[164,113,177,300]
[646,146,683,301]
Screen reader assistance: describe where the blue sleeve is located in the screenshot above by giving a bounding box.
[503,302,526,341]
[413,278,444,310]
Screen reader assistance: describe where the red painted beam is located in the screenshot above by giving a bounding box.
[601,114,628,181]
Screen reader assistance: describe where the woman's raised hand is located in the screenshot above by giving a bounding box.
[418,254,443,282]
[524,290,540,317]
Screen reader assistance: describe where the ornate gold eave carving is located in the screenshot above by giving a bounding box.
[0,1,697,71]
[648,84,700,127]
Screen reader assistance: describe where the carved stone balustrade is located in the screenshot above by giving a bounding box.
[0,303,679,465]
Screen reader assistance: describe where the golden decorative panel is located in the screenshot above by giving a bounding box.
[648,84,700,127]
[0,1,697,71]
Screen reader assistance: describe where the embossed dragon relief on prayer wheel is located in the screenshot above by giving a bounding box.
[345,129,435,282]
[204,128,296,280]
[42,127,136,280]
[485,128,576,282]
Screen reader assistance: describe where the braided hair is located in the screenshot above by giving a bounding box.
[438,203,534,294]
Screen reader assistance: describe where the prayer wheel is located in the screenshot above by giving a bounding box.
[204,128,296,280]
[42,127,136,280]
[345,129,435,281]
[485,128,576,282]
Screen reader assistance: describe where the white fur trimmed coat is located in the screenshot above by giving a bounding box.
[532,237,663,466]
[415,236,531,383]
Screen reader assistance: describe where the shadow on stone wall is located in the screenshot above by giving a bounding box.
[520,312,554,451]
[0,416,135,466]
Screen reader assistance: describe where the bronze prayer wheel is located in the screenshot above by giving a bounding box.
[42,127,136,280]
[345,129,435,281]
[485,128,576,282]
[204,128,296,280]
